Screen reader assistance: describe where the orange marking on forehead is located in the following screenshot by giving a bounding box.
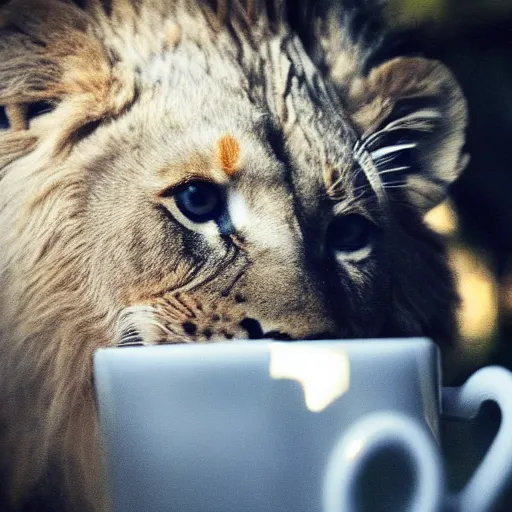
[217,135,241,176]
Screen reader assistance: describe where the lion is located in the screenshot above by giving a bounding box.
[0,0,467,510]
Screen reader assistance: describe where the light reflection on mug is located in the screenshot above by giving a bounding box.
[269,343,351,413]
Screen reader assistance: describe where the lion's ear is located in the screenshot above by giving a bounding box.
[293,1,468,213]
[0,0,134,140]
[346,57,468,213]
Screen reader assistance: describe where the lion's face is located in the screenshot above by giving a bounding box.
[0,0,467,352]
[81,93,379,345]
[76,51,464,348]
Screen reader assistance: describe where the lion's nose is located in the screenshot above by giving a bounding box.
[239,318,294,340]
[239,318,264,339]
[239,317,336,341]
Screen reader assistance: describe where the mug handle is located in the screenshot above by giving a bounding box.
[323,410,444,512]
[442,365,512,512]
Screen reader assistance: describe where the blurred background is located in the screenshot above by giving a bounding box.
[383,0,512,384]
[384,1,512,507]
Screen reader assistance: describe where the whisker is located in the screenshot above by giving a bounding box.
[115,304,171,347]
[382,183,408,190]
[347,176,408,201]
[118,340,146,347]
[370,143,416,161]
[363,111,441,148]
[119,334,143,343]
[349,183,373,195]
[378,166,410,176]
[334,191,375,213]
[362,129,414,152]
[373,153,406,168]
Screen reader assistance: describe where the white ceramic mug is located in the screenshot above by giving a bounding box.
[94,339,512,512]
[323,366,512,512]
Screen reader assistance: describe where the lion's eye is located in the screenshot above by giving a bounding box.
[175,181,224,223]
[327,214,376,253]
[0,107,9,130]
